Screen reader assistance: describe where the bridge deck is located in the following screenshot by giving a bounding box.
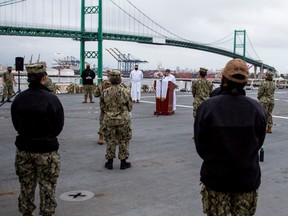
[0,91,287,216]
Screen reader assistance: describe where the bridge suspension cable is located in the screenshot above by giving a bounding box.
[109,0,167,38]
[247,34,261,61]
[109,0,244,54]
[203,32,234,46]
[126,0,190,42]
[235,33,262,62]
[0,0,26,7]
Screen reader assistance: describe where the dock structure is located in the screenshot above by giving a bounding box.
[106,48,148,75]
[0,91,288,216]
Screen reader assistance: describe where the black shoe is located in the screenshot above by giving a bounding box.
[136,100,140,103]
[7,100,12,102]
[120,160,131,170]
[105,159,113,170]
[1,99,4,103]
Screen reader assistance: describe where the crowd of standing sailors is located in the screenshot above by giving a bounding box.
[1,58,276,215]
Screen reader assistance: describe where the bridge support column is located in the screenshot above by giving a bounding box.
[259,66,264,79]
[80,0,102,85]
[97,0,103,84]
[253,65,257,79]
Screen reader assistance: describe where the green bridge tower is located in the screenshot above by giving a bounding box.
[233,30,246,60]
[80,0,103,84]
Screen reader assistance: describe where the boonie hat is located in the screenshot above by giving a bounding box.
[26,62,46,73]
[222,58,249,84]
[109,69,121,77]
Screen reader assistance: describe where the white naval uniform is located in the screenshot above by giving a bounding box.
[130,69,143,101]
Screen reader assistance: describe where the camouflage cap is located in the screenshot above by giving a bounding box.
[26,62,46,73]
[265,71,273,81]
[199,67,208,72]
[266,71,273,77]
[222,58,249,84]
[109,69,121,77]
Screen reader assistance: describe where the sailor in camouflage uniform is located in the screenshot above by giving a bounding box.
[257,72,276,133]
[11,62,64,216]
[81,64,96,103]
[192,67,213,117]
[100,69,133,170]
[1,66,16,102]
[94,71,112,145]
[194,59,267,216]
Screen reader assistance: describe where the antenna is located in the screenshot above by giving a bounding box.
[29,55,33,64]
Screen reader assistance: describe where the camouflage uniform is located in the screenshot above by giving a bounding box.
[120,82,131,92]
[83,85,94,102]
[2,68,15,101]
[195,59,266,216]
[257,79,275,128]
[94,80,111,137]
[192,78,213,117]
[201,185,258,216]
[100,75,133,161]
[11,62,64,216]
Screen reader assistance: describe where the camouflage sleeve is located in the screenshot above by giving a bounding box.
[192,81,196,97]
[209,82,213,93]
[102,81,112,90]
[127,95,133,112]
[100,91,105,112]
[120,83,131,92]
[257,83,265,99]
[124,89,133,112]
[272,82,276,91]
[2,72,6,83]
[94,85,101,97]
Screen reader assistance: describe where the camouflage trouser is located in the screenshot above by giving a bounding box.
[15,150,60,216]
[260,101,274,127]
[98,111,104,135]
[201,185,258,216]
[83,85,93,101]
[193,98,204,118]
[2,84,13,100]
[103,124,132,160]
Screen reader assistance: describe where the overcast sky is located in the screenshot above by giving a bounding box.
[0,0,288,73]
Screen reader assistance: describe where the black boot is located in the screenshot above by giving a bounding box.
[105,159,113,170]
[1,98,4,103]
[120,159,131,170]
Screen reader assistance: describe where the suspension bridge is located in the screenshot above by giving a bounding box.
[0,0,276,82]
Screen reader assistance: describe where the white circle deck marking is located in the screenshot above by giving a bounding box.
[60,190,94,201]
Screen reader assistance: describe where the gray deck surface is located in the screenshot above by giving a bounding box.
[1,90,288,216]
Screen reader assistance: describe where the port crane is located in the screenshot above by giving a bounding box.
[106,48,148,74]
